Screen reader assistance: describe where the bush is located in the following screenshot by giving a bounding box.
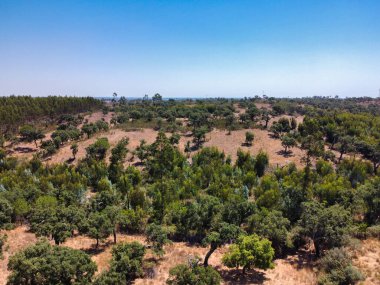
[167,256,221,285]
[318,248,364,285]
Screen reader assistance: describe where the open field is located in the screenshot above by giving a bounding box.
[8,111,306,168]
[2,226,379,285]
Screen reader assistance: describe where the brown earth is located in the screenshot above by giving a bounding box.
[352,239,380,285]
[0,226,316,285]
[2,226,379,285]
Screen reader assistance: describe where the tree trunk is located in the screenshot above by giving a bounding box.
[113,228,117,244]
[242,264,249,275]
[96,238,99,248]
[204,246,216,266]
[374,162,379,174]
[314,241,321,257]
[339,151,344,163]
[34,140,38,148]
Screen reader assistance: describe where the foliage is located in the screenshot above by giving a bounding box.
[167,258,221,285]
[7,241,96,285]
[222,234,275,274]
[318,248,364,285]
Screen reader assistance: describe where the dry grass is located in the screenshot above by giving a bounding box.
[8,109,307,168]
[0,226,318,285]
[352,239,380,285]
[0,226,37,285]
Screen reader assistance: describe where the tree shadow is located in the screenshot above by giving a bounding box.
[133,161,144,167]
[282,249,316,270]
[276,150,294,158]
[82,240,113,255]
[66,157,75,164]
[217,267,267,285]
[241,142,252,147]
[14,146,36,153]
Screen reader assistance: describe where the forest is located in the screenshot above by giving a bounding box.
[0,95,379,285]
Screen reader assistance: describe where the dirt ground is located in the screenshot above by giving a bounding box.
[0,226,316,285]
[1,226,379,285]
[352,239,380,285]
[8,110,306,168]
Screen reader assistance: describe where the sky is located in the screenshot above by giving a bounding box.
[0,0,380,98]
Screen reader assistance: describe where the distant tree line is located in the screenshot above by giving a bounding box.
[0,96,103,135]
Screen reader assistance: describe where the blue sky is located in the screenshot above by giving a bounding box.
[0,0,379,98]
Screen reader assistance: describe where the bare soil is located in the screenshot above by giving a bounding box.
[2,226,379,285]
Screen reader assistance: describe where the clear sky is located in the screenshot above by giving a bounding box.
[1,0,380,98]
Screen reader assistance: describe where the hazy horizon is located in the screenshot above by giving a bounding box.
[1,1,380,98]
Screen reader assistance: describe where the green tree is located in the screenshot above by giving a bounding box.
[281,135,297,153]
[71,143,78,159]
[193,126,208,148]
[318,248,364,285]
[245,131,254,146]
[202,222,241,266]
[7,241,96,285]
[298,202,352,257]
[87,211,113,248]
[254,151,269,177]
[146,223,171,257]
[167,261,221,285]
[0,197,13,229]
[86,137,110,160]
[19,125,45,147]
[247,209,290,256]
[222,234,275,274]
[108,242,146,284]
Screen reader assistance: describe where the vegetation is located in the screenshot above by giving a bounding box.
[2,95,380,284]
[0,96,102,135]
[7,241,96,285]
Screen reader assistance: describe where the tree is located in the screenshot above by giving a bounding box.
[86,137,110,160]
[222,234,275,274]
[0,197,13,229]
[298,202,351,257]
[108,242,146,284]
[254,151,269,177]
[184,141,191,158]
[167,257,221,285]
[87,211,113,247]
[193,126,208,148]
[202,222,241,266]
[245,131,254,146]
[290,117,297,130]
[225,114,235,135]
[337,135,354,163]
[146,223,171,257]
[7,241,96,285]
[261,110,271,129]
[19,125,45,147]
[318,248,364,285]
[358,177,380,225]
[152,93,163,103]
[281,135,297,153]
[71,143,78,159]
[81,123,98,138]
[247,209,290,256]
[356,140,380,174]
[109,137,129,182]
[0,234,6,259]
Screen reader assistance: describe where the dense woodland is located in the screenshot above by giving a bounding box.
[0,95,379,285]
[0,96,103,135]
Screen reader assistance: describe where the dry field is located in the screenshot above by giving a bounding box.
[1,226,379,285]
[8,111,306,168]
[352,239,380,285]
[0,226,317,285]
